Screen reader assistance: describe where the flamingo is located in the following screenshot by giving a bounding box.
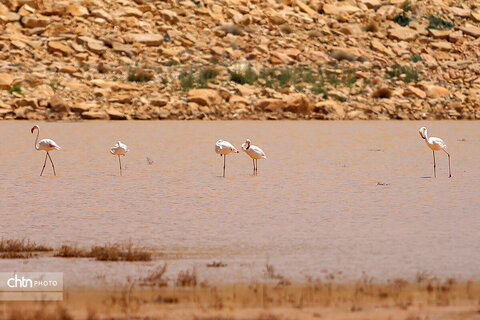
[110,141,128,176]
[215,140,239,177]
[241,139,266,175]
[31,125,61,176]
[419,127,452,178]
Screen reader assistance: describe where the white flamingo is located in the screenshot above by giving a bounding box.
[215,140,238,177]
[110,141,129,176]
[31,125,61,176]
[241,139,266,175]
[419,127,452,178]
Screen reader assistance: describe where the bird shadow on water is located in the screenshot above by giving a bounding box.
[420,176,433,179]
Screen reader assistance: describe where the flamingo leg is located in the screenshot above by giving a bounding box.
[252,159,255,175]
[223,155,226,178]
[40,152,48,176]
[255,159,258,174]
[432,150,436,178]
[118,155,122,176]
[443,149,452,178]
[47,152,56,176]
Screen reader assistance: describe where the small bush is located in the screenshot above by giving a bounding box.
[0,239,52,252]
[179,71,195,91]
[393,13,411,27]
[164,60,179,66]
[230,65,257,85]
[127,67,153,82]
[427,14,453,30]
[49,80,60,92]
[8,86,22,95]
[176,268,197,287]
[198,67,219,87]
[372,88,393,99]
[388,64,419,83]
[411,55,422,63]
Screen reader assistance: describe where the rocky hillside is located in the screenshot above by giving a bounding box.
[0,0,480,120]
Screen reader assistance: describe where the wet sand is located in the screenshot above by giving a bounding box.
[0,121,479,286]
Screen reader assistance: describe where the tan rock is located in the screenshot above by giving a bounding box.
[91,9,112,22]
[125,33,163,46]
[21,14,49,28]
[150,96,169,107]
[448,30,463,42]
[47,41,73,56]
[296,0,317,15]
[389,26,418,41]
[49,95,69,112]
[371,39,394,56]
[68,4,89,16]
[255,99,286,112]
[60,66,76,74]
[431,41,452,51]
[461,25,480,38]
[71,103,91,113]
[119,7,143,18]
[0,73,13,90]
[314,100,345,119]
[403,86,426,99]
[106,108,126,120]
[268,14,286,25]
[448,6,470,17]
[427,86,450,98]
[323,4,360,15]
[283,94,312,114]
[160,9,179,24]
[81,111,109,119]
[472,11,480,22]
[428,29,450,39]
[187,89,222,107]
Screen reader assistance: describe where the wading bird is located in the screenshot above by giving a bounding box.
[215,140,239,177]
[241,139,266,175]
[419,127,452,178]
[110,141,129,176]
[31,125,61,176]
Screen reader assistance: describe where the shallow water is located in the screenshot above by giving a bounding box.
[0,121,479,283]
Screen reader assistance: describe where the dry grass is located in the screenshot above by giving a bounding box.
[2,278,480,319]
[176,267,198,287]
[54,242,151,261]
[0,238,53,252]
[140,263,168,287]
[372,87,393,99]
[207,261,227,268]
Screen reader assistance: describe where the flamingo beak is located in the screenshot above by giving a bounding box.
[30,127,34,134]
[419,131,425,139]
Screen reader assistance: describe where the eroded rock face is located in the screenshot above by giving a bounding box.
[0,0,478,121]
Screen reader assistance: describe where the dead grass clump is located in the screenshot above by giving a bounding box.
[141,263,168,287]
[0,238,53,253]
[365,20,378,32]
[54,245,89,258]
[219,24,244,36]
[207,261,227,268]
[7,306,72,320]
[127,66,154,82]
[279,23,293,34]
[372,88,392,99]
[331,50,356,61]
[176,268,197,287]
[90,242,151,261]
[0,252,33,259]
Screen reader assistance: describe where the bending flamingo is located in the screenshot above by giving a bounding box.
[215,140,238,177]
[419,127,452,178]
[241,139,266,175]
[110,141,128,176]
[31,125,61,176]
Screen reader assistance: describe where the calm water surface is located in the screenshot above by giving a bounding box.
[0,121,479,282]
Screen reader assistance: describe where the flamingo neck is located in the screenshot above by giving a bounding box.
[34,128,40,150]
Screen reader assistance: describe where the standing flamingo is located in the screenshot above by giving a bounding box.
[241,139,266,175]
[215,140,239,177]
[31,125,61,176]
[110,141,129,176]
[419,127,452,178]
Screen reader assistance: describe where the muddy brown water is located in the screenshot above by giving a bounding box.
[0,121,479,285]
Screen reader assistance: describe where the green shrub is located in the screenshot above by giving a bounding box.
[427,14,453,30]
